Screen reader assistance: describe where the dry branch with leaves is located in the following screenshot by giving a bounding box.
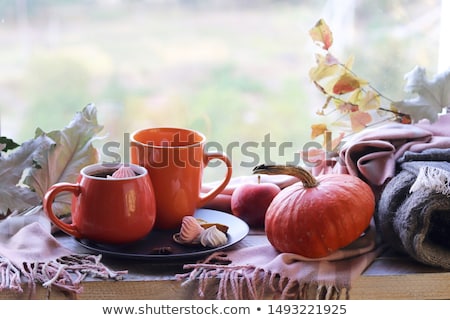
[308,19,450,146]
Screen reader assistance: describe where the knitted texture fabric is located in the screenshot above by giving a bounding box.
[178,221,382,300]
[0,210,127,297]
[376,148,450,269]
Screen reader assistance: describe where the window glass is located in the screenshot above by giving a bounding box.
[0,0,443,180]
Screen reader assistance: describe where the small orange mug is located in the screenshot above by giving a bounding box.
[130,127,232,230]
[43,163,156,243]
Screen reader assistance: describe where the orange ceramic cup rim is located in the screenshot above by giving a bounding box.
[130,127,206,149]
[81,162,148,180]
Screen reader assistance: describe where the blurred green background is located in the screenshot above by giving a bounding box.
[0,0,442,180]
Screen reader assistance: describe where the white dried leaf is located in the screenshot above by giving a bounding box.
[0,135,53,214]
[22,103,103,216]
[0,104,103,217]
[392,66,450,123]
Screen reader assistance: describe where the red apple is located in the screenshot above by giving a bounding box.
[231,176,281,228]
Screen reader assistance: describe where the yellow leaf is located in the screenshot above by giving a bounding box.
[343,55,355,70]
[348,89,380,111]
[309,19,333,50]
[309,54,340,82]
[331,119,351,130]
[348,88,362,104]
[359,90,380,111]
[311,123,328,139]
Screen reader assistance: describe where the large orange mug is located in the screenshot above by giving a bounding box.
[43,163,156,243]
[130,127,232,230]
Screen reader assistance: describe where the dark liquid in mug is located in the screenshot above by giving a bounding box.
[89,170,138,178]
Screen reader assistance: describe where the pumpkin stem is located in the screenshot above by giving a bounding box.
[253,164,319,188]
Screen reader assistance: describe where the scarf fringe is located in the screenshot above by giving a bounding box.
[410,166,450,195]
[0,257,22,292]
[0,253,127,296]
[177,252,348,300]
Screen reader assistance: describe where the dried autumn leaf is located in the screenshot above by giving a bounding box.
[350,111,372,132]
[348,88,363,105]
[332,73,363,95]
[348,89,380,111]
[311,123,328,139]
[360,90,380,111]
[392,66,450,122]
[342,55,355,70]
[309,54,340,82]
[22,104,103,217]
[336,101,359,113]
[398,114,412,124]
[308,18,402,139]
[331,119,352,129]
[0,136,52,214]
[309,19,333,50]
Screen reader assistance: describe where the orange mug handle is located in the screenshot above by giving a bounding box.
[198,151,232,208]
[43,182,82,238]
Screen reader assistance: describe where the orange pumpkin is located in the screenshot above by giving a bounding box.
[253,165,375,258]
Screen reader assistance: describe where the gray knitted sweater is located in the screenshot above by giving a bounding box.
[376,148,450,269]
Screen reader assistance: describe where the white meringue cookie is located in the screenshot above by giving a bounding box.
[199,226,227,247]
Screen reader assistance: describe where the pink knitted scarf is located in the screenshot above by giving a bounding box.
[177,221,382,300]
[0,211,126,297]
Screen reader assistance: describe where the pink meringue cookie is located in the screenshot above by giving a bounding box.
[179,216,204,243]
[108,164,136,179]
